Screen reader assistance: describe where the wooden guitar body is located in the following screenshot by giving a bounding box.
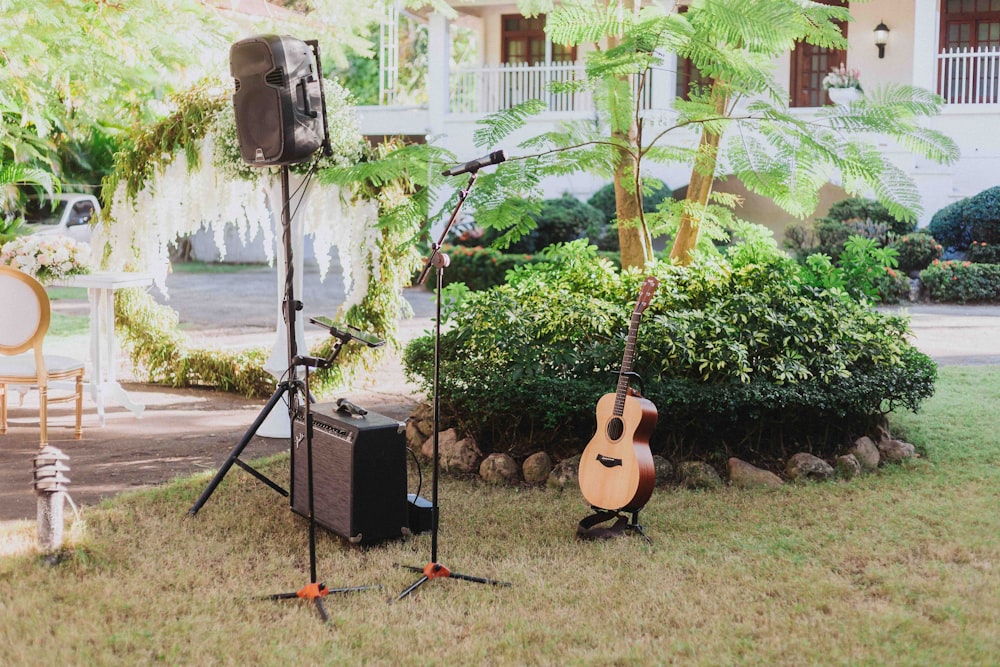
[578,392,658,512]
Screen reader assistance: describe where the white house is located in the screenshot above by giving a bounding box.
[356,0,1000,236]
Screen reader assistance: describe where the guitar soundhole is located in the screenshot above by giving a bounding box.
[606,417,624,441]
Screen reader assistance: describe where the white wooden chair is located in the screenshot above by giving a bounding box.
[0,265,85,447]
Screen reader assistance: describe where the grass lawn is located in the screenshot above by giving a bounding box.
[169,261,265,274]
[1,366,998,665]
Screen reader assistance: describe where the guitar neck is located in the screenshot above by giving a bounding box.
[612,310,643,416]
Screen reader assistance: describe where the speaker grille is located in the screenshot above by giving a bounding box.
[265,68,286,87]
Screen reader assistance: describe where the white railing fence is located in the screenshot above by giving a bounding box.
[937,47,1000,105]
[450,62,657,115]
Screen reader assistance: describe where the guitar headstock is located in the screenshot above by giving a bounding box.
[634,276,659,315]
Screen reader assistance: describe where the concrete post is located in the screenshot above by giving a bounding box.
[33,446,70,553]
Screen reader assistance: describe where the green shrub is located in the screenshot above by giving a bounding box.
[586,183,618,224]
[586,178,673,224]
[584,179,673,252]
[404,240,936,465]
[966,242,1000,264]
[891,232,944,274]
[814,217,855,258]
[786,197,906,261]
[481,194,603,253]
[928,186,1000,251]
[876,267,911,304]
[434,244,537,291]
[968,187,1000,245]
[928,199,971,250]
[920,260,1000,303]
[825,197,913,236]
[799,236,900,303]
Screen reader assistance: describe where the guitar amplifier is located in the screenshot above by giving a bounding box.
[291,403,408,545]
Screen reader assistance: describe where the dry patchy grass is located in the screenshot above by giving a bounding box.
[1,367,999,665]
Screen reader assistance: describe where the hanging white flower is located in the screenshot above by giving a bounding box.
[98,79,381,327]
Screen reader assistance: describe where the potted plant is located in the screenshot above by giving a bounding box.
[822,64,863,105]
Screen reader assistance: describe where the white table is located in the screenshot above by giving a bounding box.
[52,271,153,426]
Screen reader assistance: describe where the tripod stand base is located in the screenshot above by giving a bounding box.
[187,381,292,515]
[395,562,510,601]
[268,582,381,623]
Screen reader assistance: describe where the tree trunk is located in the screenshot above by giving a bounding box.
[607,6,652,271]
[669,88,729,266]
[614,127,650,270]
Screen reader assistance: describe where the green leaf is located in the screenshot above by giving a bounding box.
[472,99,548,150]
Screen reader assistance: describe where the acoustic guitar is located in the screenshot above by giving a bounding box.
[578,276,659,513]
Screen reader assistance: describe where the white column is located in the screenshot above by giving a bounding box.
[655,48,677,112]
[912,0,938,92]
[427,13,451,136]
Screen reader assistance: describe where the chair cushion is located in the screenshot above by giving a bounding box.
[0,352,84,379]
[0,273,45,349]
[45,354,86,375]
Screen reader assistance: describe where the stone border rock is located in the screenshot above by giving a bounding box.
[406,402,918,491]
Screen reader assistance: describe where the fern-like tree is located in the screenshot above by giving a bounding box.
[0,0,226,181]
[1,161,57,235]
[474,0,957,269]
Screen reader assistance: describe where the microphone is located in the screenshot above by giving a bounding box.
[442,150,507,177]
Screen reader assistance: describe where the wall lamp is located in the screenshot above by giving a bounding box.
[874,21,890,59]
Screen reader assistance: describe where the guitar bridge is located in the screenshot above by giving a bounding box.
[596,454,623,468]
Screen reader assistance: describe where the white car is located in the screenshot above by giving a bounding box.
[23,193,101,243]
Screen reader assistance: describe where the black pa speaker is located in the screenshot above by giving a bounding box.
[230,34,323,166]
[291,404,408,545]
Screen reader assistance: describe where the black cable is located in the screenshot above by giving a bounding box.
[406,446,423,504]
[287,161,318,224]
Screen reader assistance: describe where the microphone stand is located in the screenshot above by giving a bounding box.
[395,170,510,601]
[267,325,380,622]
[189,38,379,622]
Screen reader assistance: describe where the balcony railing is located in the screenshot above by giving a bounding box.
[449,62,656,115]
[937,47,1000,105]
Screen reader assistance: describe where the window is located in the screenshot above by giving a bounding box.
[501,14,576,65]
[674,6,713,100]
[940,0,1000,102]
[675,58,713,101]
[789,1,848,107]
[942,0,1000,50]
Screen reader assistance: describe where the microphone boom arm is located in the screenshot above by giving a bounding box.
[418,170,479,286]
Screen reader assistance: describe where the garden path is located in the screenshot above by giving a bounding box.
[1,265,433,524]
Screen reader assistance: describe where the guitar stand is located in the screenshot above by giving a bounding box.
[577,508,653,544]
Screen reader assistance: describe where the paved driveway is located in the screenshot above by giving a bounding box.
[879,303,1000,366]
[151,265,1000,365]
[150,264,435,342]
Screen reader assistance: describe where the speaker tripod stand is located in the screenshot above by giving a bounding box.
[396,169,510,601]
[188,165,301,516]
[189,36,334,516]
